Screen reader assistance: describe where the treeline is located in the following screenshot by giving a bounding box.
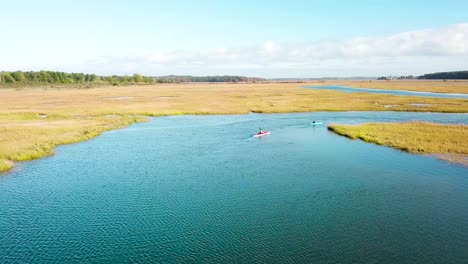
[154,75,265,83]
[377,75,416,80]
[0,71,265,86]
[418,71,468,80]
[0,71,154,86]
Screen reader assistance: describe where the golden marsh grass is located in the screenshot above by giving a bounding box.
[1,82,467,116]
[328,122,468,165]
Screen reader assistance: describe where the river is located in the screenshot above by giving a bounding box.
[1,112,467,263]
[305,85,468,99]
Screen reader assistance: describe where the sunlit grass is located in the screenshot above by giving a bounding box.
[1,82,466,116]
[0,159,13,172]
[328,122,468,165]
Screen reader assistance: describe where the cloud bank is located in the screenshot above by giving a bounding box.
[10,23,468,77]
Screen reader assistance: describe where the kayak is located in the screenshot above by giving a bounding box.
[310,122,323,126]
[253,131,270,137]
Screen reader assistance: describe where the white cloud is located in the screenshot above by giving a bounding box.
[4,23,467,77]
[260,41,280,57]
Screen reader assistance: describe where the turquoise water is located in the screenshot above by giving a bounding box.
[305,85,468,99]
[1,112,467,263]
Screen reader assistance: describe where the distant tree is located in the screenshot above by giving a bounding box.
[104,76,119,86]
[62,73,74,84]
[142,76,154,83]
[39,71,50,82]
[133,73,144,83]
[124,76,134,83]
[0,70,241,87]
[104,76,114,83]
[49,72,58,83]
[71,73,85,83]
[11,71,26,82]
[24,71,37,82]
[418,71,468,80]
[89,74,98,82]
[2,73,16,83]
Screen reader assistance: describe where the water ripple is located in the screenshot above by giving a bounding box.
[0,112,467,263]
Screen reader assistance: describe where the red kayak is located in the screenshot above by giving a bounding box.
[253,131,270,137]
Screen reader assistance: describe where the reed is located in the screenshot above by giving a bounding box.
[0,159,13,172]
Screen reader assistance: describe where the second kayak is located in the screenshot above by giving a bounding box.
[310,122,323,126]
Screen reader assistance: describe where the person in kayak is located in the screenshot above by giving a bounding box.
[258,127,265,134]
[312,120,316,124]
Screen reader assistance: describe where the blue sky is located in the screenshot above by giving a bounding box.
[1,0,468,77]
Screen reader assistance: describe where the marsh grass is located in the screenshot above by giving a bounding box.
[328,122,468,165]
[1,83,467,116]
[1,82,467,172]
[0,159,13,172]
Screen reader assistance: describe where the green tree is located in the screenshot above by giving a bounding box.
[11,71,26,82]
[143,76,154,83]
[24,71,39,82]
[133,73,144,83]
[71,73,85,83]
[89,74,98,82]
[2,73,16,83]
[39,71,51,82]
[0,70,156,86]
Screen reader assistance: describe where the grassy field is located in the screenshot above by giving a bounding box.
[328,122,468,165]
[318,80,468,94]
[1,82,467,172]
[2,82,467,116]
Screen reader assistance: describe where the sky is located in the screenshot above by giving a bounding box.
[1,0,467,77]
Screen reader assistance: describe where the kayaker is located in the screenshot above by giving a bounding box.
[259,127,264,134]
[312,120,316,124]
